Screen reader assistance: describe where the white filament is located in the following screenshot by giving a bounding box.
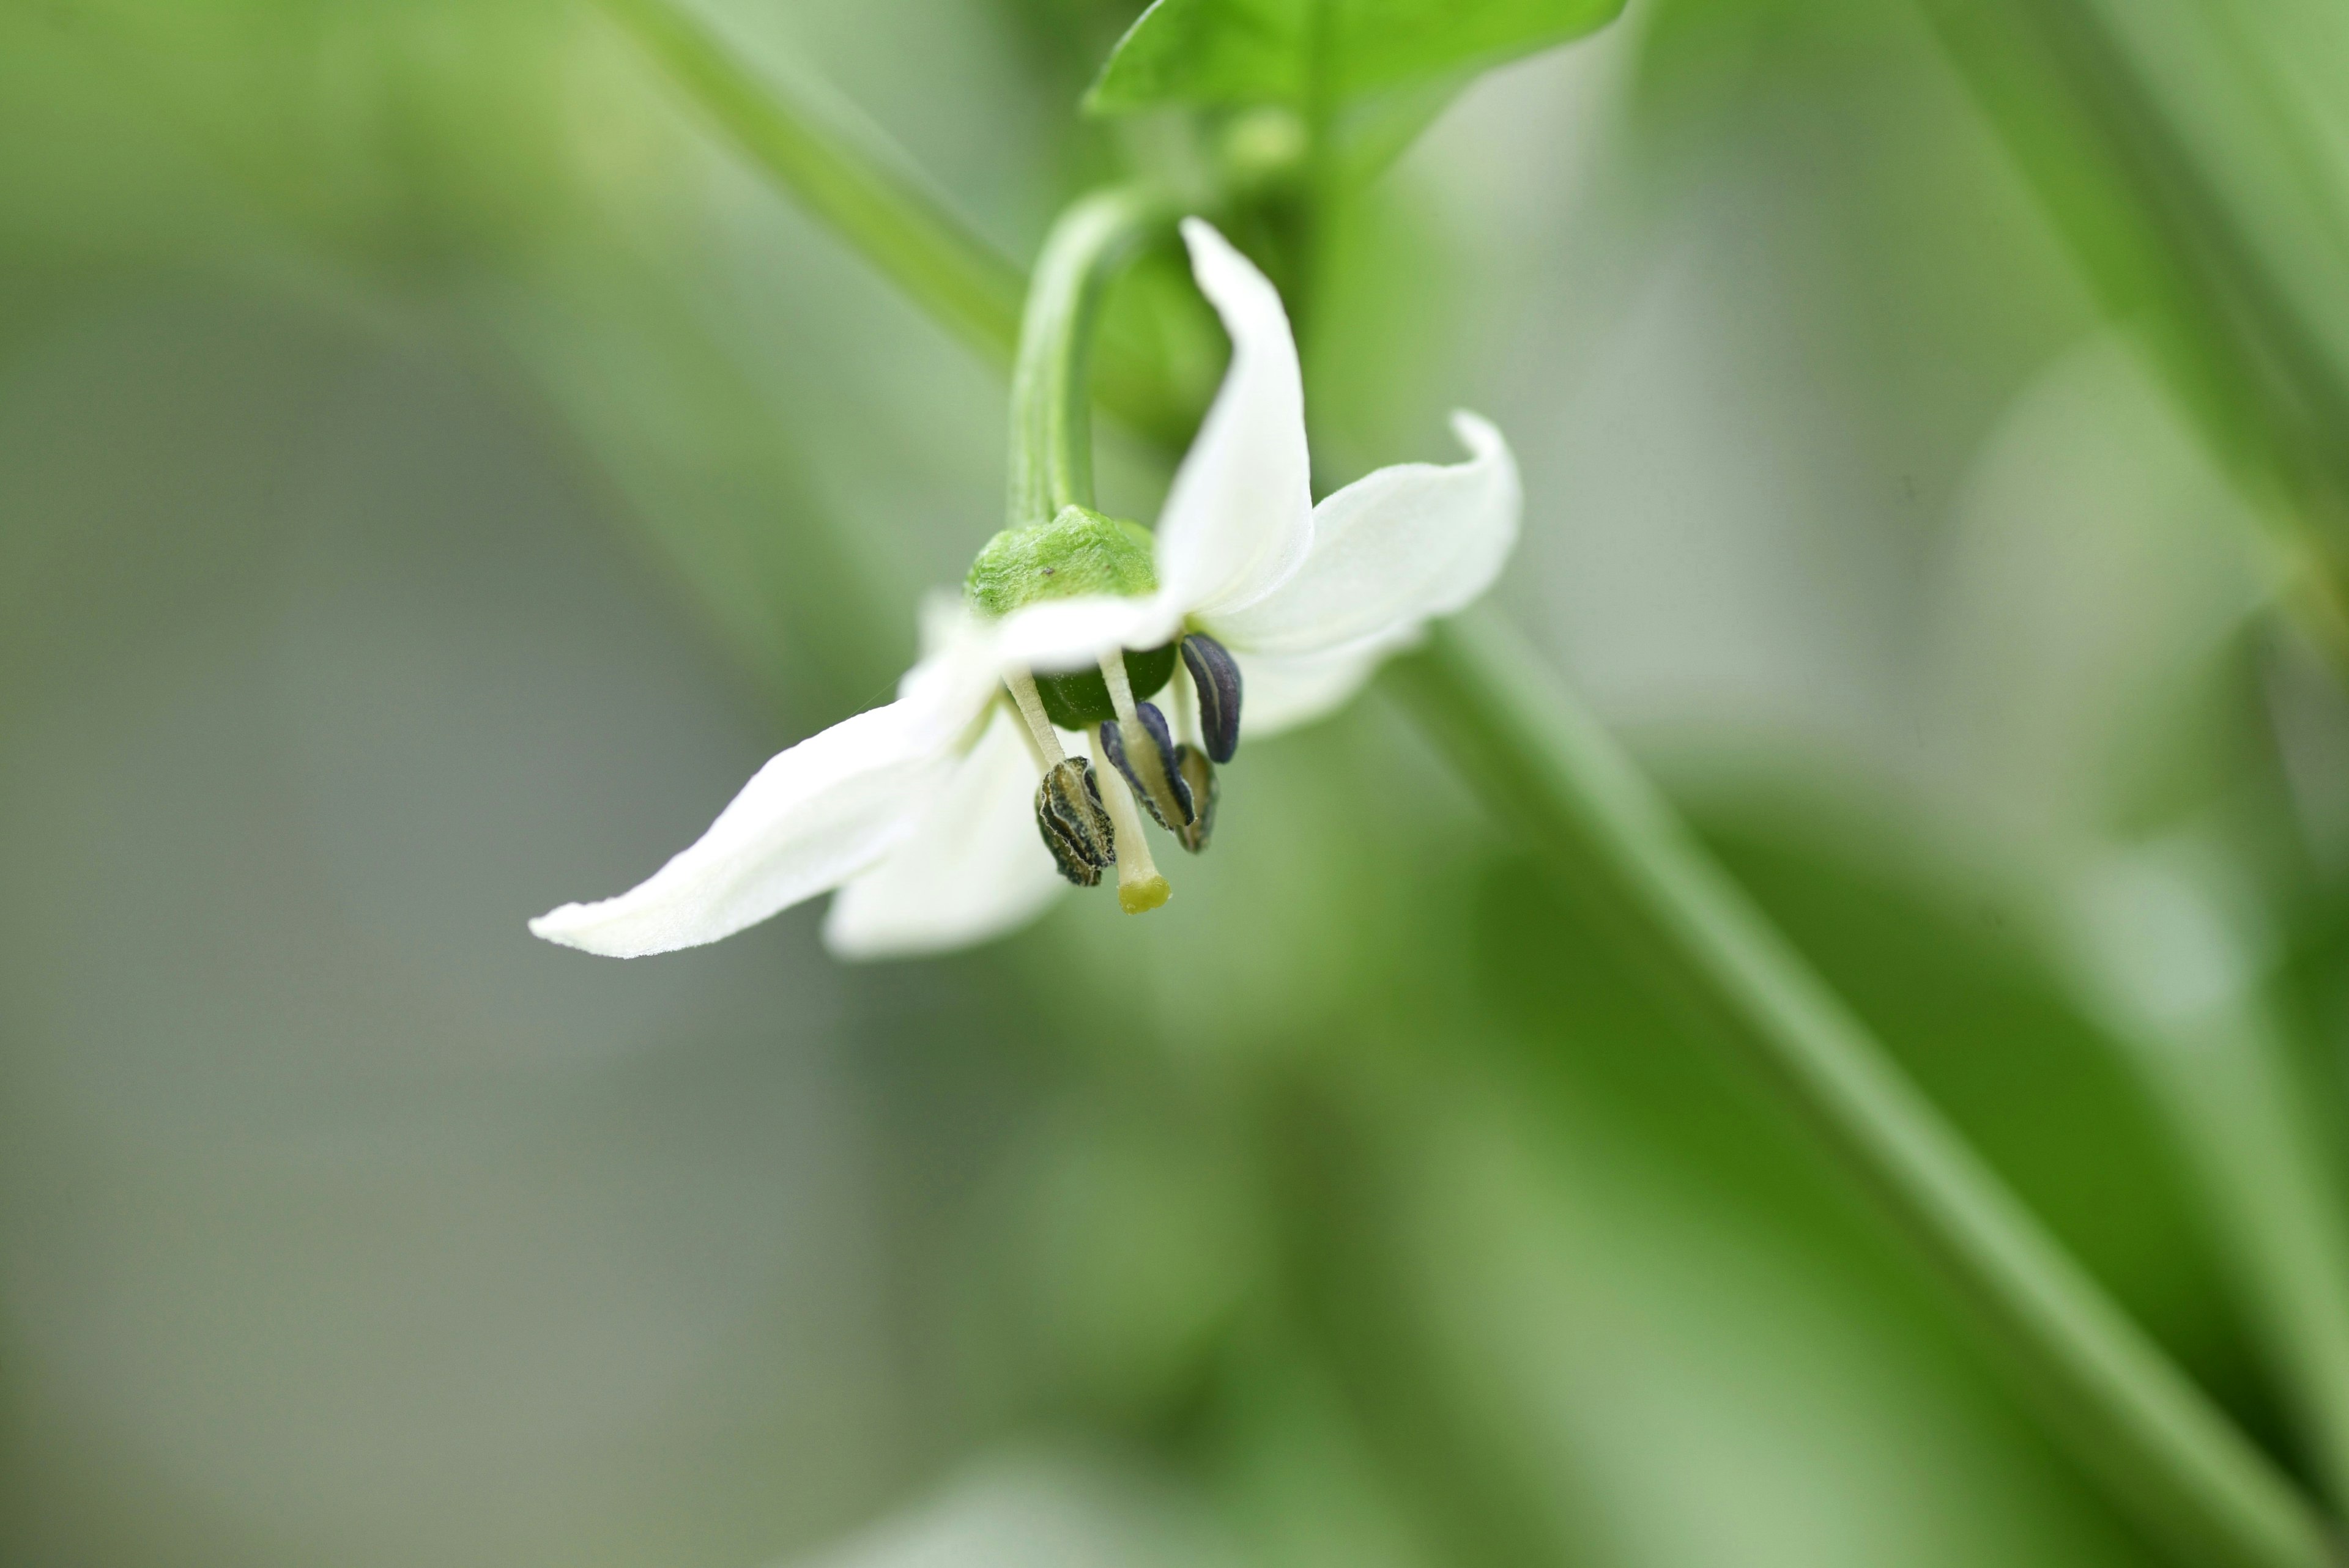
[1003,670,1067,770]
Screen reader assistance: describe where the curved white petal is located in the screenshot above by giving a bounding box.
[530,661,990,958]
[1231,638,1405,737]
[1208,412,1520,659]
[902,601,1014,714]
[822,706,1067,960]
[916,587,980,659]
[991,592,1182,677]
[1152,220,1315,620]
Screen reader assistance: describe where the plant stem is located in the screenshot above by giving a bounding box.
[2068,854,2349,1517]
[2143,1002,2349,1517]
[1923,0,2349,1462]
[1383,611,2342,1568]
[596,0,1025,364]
[1896,0,2349,1466]
[596,0,1201,448]
[1006,187,1179,525]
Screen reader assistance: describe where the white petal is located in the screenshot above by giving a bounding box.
[991,592,1182,677]
[1230,638,1405,737]
[822,706,1067,960]
[902,601,1014,714]
[1152,220,1315,620]
[1208,412,1520,659]
[530,674,986,959]
[916,587,978,658]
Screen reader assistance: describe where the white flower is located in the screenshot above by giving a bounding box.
[530,218,1521,961]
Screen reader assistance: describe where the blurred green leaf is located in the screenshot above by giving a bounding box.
[1916,0,2349,635]
[1476,797,2273,1435]
[1085,0,1624,119]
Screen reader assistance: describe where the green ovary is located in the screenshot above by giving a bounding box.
[1035,644,1176,728]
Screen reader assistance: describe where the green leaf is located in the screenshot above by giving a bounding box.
[1086,0,1625,117]
[1915,0,2349,611]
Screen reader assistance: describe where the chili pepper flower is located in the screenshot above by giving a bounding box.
[530,220,1519,960]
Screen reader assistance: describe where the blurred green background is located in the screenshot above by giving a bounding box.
[6,1,2349,1564]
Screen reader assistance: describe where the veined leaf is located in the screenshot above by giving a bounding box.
[1086,0,1625,117]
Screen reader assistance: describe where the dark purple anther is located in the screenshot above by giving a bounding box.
[1097,701,1194,832]
[1180,633,1242,764]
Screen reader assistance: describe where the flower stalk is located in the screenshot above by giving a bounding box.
[1006,187,1181,525]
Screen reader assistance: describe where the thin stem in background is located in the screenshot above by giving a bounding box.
[596,0,1025,360]
[596,0,1198,449]
[1917,0,2349,1498]
[2142,1001,2349,1515]
[2068,852,2349,1518]
[583,12,2345,1565]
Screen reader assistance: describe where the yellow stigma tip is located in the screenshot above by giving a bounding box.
[1118,875,1171,914]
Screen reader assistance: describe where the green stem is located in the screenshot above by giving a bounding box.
[1006,188,1179,525]
[2152,1004,2349,1515]
[1383,612,2340,1568]
[596,0,1025,364]
[2069,862,2349,1515]
[1923,0,2349,1489]
[598,0,1201,449]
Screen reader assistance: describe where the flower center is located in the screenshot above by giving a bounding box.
[1003,631,1242,916]
[975,510,1247,917]
[967,504,1176,728]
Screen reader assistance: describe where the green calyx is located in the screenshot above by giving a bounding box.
[965,505,1174,727]
[965,504,1159,615]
